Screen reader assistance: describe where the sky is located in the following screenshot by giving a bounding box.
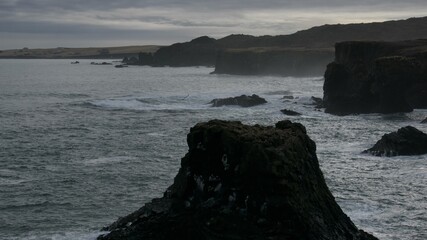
[1,0,427,50]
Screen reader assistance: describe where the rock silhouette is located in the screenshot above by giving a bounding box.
[98,120,377,240]
[210,94,267,107]
[363,126,427,156]
[323,40,427,115]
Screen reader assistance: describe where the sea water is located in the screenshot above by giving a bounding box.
[0,59,425,240]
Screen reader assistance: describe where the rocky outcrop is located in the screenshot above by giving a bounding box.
[151,36,218,67]
[323,40,427,115]
[363,126,427,156]
[280,109,301,116]
[98,120,377,240]
[422,118,427,123]
[103,17,427,76]
[210,94,267,107]
[213,48,334,77]
[311,97,324,109]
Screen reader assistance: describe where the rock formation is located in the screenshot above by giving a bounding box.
[422,118,427,124]
[280,109,301,116]
[98,120,377,240]
[152,36,218,67]
[213,48,334,77]
[323,40,427,115]
[210,94,267,107]
[363,126,427,156]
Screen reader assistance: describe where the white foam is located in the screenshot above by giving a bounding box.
[87,96,209,111]
[0,169,27,185]
[14,231,108,240]
[0,178,26,186]
[83,156,136,166]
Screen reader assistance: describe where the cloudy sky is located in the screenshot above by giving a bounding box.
[1,0,426,50]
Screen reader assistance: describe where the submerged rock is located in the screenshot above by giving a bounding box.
[363,126,427,156]
[421,118,427,124]
[98,120,377,240]
[311,96,324,108]
[280,109,301,116]
[210,94,267,107]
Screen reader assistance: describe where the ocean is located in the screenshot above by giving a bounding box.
[0,59,426,240]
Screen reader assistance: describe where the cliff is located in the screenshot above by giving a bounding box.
[323,40,427,115]
[213,47,333,76]
[151,36,218,67]
[98,120,377,240]
[212,17,427,76]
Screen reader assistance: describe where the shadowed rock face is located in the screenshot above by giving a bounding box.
[98,120,377,240]
[363,126,427,157]
[213,48,334,77]
[280,109,301,116]
[210,94,267,107]
[323,40,427,115]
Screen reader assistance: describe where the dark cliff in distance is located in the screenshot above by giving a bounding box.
[136,16,427,76]
[98,120,377,240]
[323,39,427,115]
[213,47,333,76]
[151,36,218,67]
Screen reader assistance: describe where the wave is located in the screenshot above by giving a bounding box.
[83,156,137,166]
[0,169,30,186]
[81,95,210,112]
[7,230,106,240]
[1,93,91,99]
[264,90,293,96]
[0,201,73,210]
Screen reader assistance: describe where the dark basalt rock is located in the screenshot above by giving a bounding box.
[280,109,301,116]
[363,126,427,156]
[98,120,377,240]
[152,36,218,67]
[311,96,324,108]
[213,48,334,77]
[210,94,267,107]
[323,40,427,115]
[422,118,427,123]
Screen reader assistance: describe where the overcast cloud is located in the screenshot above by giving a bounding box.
[1,0,426,49]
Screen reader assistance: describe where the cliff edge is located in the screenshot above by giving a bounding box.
[323,40,427,115]
[98,120,377,240]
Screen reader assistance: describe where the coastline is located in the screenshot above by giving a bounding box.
[0,45,161,59]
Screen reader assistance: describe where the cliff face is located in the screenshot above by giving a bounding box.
[98,120,377,240]
[213,48,333,77]
[151,36,218,67]
[133,17,427,74]
[323,40,427,115]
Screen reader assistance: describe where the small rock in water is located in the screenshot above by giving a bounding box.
[209,94,267,107]
[280,109,301,116]
[421,118,427,123]
[282,95,294,100]
[363,126,427,156]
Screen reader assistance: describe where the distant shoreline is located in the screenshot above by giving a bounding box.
[0,45,161,59]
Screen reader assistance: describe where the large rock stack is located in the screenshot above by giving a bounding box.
[98,120,377,240]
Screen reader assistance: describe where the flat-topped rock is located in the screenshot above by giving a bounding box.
[210,94,267,107]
